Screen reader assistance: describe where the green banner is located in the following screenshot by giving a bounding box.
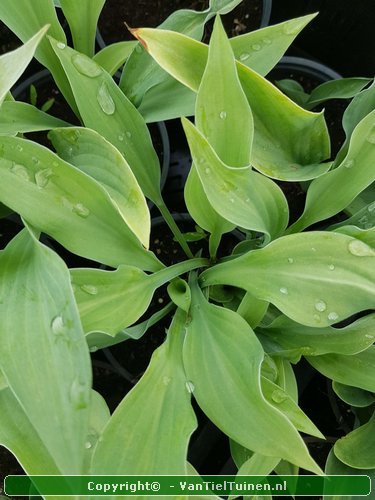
[5,474,371,496]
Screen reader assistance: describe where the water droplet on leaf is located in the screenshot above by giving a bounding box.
[72,53,102,78]
[70,378,89,409]
[239,52,250,62]
[51,315,65,335]
[328,312,339,321]
[186,381,195,393]
[72,203,90,218]
[162,376,171,386]
[328,264,335,271]
[348,239,375,257]
[315,300,327,312]
[252,43,261,51]
[80,284,98,295]
[219,111,227,120]
[35,168,53,188]
[57,42,66,49]
[97,82,116,115]
[343,159,354,169]
[279,287,288,295]
[287,257,294,264]
[10,163,30,181]
[271,389,287,403]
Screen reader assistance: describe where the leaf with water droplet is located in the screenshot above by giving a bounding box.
[72,53,102,78]
[70,262,201,335]
[49,127,151,249]
[182,280,322,473]
[202,231,375,327]
[49,37,162,205]
[91,309,197,475]
[260,312,375,356]
[290,108,375,233]
[97,81,116,115]
[183,118,288,242]
[0,135,159,270]
[261,377,324,438]
[0,229,91,473]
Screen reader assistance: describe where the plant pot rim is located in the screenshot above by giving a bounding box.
[277,56,342,82]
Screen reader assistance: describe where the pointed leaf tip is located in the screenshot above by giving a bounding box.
[127,25,148,50]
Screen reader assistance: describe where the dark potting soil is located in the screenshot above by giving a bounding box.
[0,446,24,499]
[97,0,264,46]
[0,21,20,55]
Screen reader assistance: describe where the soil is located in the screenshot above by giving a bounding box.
[97,0,264,46]
[0,22,20,55]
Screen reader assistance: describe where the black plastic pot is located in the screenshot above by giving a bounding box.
[96,0,273,50]
[273,55,342,83]
[12,69,170,207]
[270,0,375,77]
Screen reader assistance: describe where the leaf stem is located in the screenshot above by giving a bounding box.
[209,229,222,260]
[155,200,194,259]
[151,257,209,287]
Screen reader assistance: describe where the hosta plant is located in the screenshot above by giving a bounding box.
[0,1,375,497]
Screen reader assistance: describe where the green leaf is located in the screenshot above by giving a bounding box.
[261,377,324,438]
[60,0,105,57]
[183,280,321,474]
[0,386,60,475]
[182,118,288,241]
[0,1,77,115]
[29,83,38,106]
[289,109,375,233]
[91,308,197,474]
[132,26,331,181]
[230,14,318,75]
[306,77,372,110]
[85,302,174,351]
[49,38,162,205]
[120,0,243,108]
[0,135,160,270]
[0,101,69,135]
[0,203,12,218]
[276,79,310,107]
[335,78,375,165]
[71,259,205,334]
[332,381,375,408]
[260,313,375,356]
[307,347,375,393]
[336,227,375,252]
[329,200,375,232]
[196,17,253,167]
[334,411,375,469]
[0,26,48,106]
[167,279,191,313]
[186,16,253,247]
[201,231,375,327]
[325,449,375,500]
[93,41,137,76]
[49,127,150,248]
[129,14,317,122]
[0,229,91,474]
[83,390,110,473]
